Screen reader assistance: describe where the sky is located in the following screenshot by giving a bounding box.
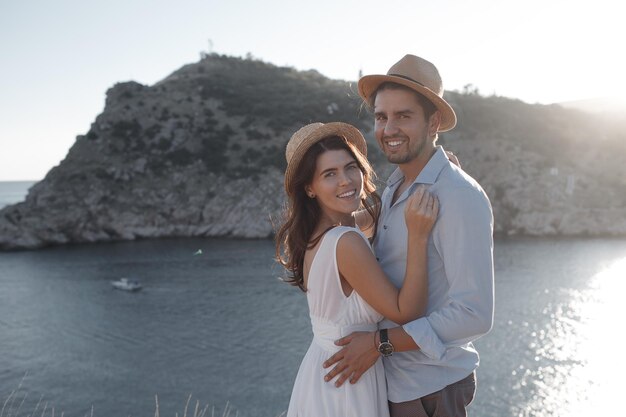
[1,0,625,181]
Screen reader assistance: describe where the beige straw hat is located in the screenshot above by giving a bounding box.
[284,122,367,193]
[358,54,457,132]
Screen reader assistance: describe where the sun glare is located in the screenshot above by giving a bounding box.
[519,254,626,416]
[566,256,626,416]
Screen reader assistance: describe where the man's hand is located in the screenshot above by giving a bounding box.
[322,331,379,387]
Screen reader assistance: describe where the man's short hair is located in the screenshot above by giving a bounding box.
[367,82,437,120]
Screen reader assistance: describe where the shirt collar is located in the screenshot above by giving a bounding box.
[386,146,449,187]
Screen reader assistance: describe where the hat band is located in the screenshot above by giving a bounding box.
[388,73,425,87]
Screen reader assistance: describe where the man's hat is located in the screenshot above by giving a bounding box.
[358,54,457,132]
[284,122,367,194]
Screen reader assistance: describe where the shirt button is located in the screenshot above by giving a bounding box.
[383,225,388,230]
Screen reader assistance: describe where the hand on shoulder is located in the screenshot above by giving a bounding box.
[404,186,439,239]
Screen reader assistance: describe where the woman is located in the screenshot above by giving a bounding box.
[275,122,438,417]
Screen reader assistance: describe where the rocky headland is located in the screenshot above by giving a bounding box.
[1,54,625,250]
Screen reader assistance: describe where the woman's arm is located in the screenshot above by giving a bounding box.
[337,187,438,324]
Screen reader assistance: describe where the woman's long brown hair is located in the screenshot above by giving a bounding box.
[275,136,381,291]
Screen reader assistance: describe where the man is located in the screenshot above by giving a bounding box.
[323,54,495,416]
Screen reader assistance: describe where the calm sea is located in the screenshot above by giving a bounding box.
[1,181,625,417]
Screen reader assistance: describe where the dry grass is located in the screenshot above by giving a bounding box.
[153,394,253,417]
[2,377,286,417]
[1,380,90,417]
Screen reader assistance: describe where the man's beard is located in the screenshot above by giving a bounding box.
[385,135,427,164]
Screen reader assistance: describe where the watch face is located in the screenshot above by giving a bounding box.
[379,341,394,356]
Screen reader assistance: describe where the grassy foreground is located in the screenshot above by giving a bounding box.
[2,380,286,417]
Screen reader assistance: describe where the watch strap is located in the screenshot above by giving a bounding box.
[377,328,394,357]
[380,328,389,343]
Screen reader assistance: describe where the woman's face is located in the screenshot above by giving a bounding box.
[305,149,363,223]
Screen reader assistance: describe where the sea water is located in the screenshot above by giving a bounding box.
[1,181,625,417]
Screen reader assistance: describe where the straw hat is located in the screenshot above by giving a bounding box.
[358,54,457,132]
[284,122,367,193]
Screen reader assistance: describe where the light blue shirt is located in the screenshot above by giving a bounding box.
[374,146,494,403]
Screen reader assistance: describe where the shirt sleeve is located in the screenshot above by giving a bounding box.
[402,184,495,360]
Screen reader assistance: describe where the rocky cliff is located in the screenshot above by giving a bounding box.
[1,54,625,250]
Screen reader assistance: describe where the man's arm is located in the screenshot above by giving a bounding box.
[405,185,494,360]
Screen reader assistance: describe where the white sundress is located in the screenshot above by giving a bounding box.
[286,226,389,417]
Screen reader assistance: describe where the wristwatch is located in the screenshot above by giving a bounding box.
[377,329,394,357]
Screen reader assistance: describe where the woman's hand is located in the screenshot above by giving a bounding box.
[404,186,439,239]
[446,150,461,168]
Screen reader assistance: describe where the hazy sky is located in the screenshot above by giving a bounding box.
[1,0,624,180]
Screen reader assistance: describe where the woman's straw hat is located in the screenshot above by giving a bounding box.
[284,122,367,193]
[357,54,457,132]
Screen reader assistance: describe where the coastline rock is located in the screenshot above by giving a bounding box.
[1,54,625,250]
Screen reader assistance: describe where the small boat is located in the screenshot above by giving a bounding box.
[111,278,142,291]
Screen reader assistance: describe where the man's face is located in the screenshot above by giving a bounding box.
[373,88,434,165]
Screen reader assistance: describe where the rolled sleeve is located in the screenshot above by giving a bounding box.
[403,317,447,360]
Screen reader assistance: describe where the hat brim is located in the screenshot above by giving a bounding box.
[358,74,457,132]
[284,122,367,194]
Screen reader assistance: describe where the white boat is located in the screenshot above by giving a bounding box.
[111,278,142,291]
